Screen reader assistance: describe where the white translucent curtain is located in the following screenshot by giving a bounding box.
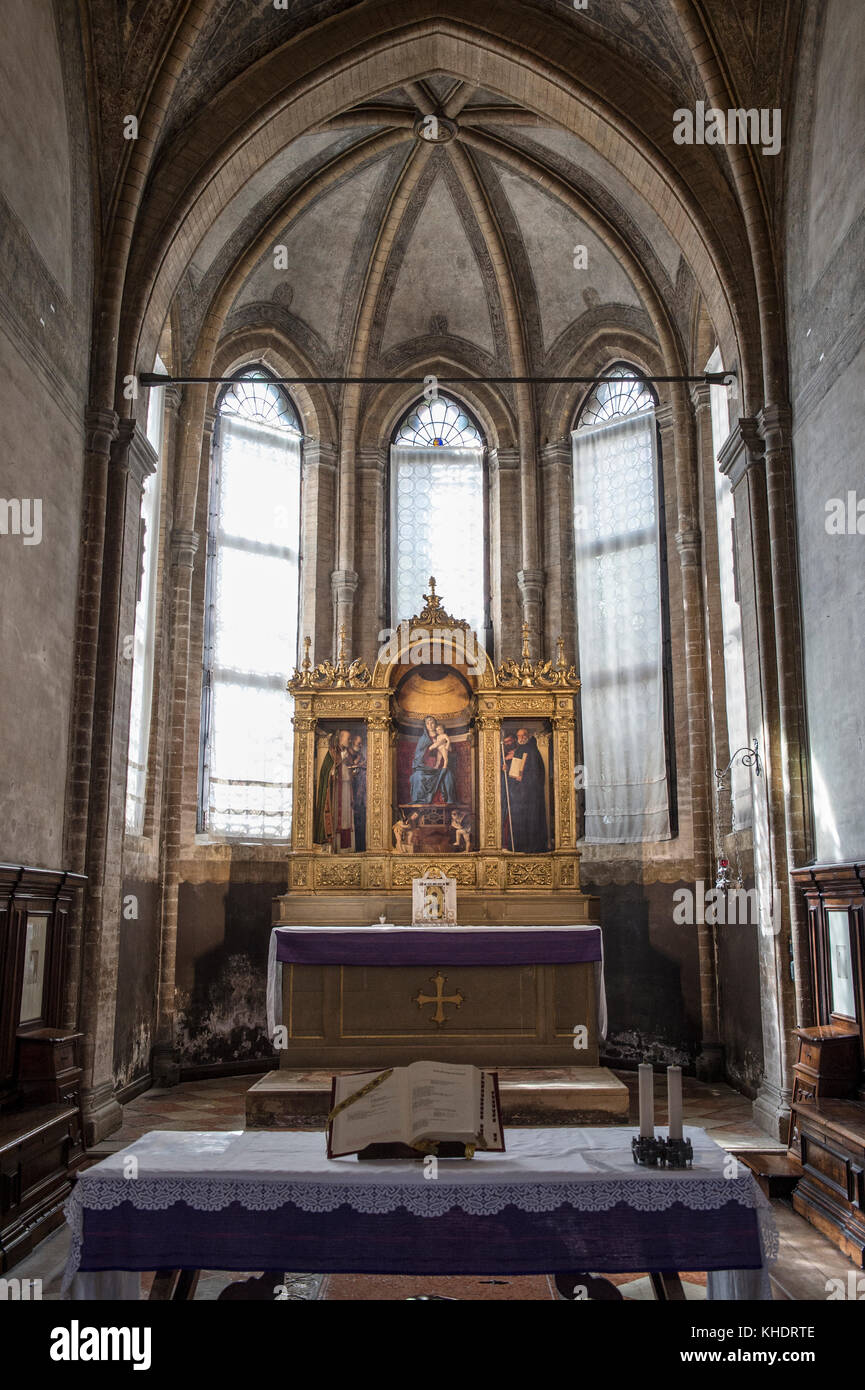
[390,446,485,634]
[125,373,164,833]
[707,349,751,829]
[571,411,671,842]
[205,414,300,837]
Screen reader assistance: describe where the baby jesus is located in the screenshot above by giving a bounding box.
[428,722,450,770]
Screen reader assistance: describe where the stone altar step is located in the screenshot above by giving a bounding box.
[246,1066,629,1129]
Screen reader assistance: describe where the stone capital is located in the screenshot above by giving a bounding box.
[356,447,386,473]
[676,527,702,565]
[111,418,157,491]
[489,446,520,473]
[331,569,359,600]
[539,438,572,467]
[690,381,712,413]
[303,439,338,470]
[84,405,119,457]
[758,403,793,455]
[717,417,764,490]
[517,568,545,602]
[654,402,675,432]
[170,528,199,568]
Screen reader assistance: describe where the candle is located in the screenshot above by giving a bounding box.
[638,1063,654,1138]
[667,1065,683,1141]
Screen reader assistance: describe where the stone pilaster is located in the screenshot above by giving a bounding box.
[488,447,521,658]
[517,568,545,659]
[331,569,359,657]
[539,439,576,664]
[719,419,797,1136]
[152,526,199,1088]
[354,446,387,666]
[299,439,337,665]
[78,416,155,1143]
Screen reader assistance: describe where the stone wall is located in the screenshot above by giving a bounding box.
[0,0,91,867]
[786,0,865,863]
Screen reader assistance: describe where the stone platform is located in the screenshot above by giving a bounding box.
[246,1066,629,1129]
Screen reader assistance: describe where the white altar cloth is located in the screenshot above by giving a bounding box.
[65,1125,774,1301]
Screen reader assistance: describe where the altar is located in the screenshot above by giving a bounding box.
[265,923,606,1070]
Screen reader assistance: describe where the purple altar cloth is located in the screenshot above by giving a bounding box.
[76,1198,762,1277]
[273,924,602,968]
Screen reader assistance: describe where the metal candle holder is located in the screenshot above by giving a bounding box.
[632,1134,694,1168]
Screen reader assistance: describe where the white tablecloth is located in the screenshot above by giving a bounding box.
[65,1125,774,1301]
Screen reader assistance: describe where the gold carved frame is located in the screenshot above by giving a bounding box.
[286,581,582,897]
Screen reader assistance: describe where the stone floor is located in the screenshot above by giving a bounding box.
[12,1070,859,1301]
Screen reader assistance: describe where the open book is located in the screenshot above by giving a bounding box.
[327,1061,504,1158]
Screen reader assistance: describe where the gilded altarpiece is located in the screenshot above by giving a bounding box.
[281,582,596,926]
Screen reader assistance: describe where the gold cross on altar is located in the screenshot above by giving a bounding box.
[413,972,465,1026]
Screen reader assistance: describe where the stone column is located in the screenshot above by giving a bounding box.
[690,383,734,838]
[331,570,359,657]
[152,525,199,1087]
[719,420,798,1137]
[488,447,521,658]
[517,568,545,660]
[78,418,156,1142]
[63,406,118,1041]
[539,440,576,663]
[759,404,814,1030]
[658,398,722,1080]
[299,438,337,664]
[354,446,387,666]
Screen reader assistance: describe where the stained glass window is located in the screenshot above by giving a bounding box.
[572,364,671,842]
[199,367,301,838]
[577,364,656,428]
[394,394,483,449]
[390,395,486,637]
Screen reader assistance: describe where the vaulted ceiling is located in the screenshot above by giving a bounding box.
[79,0,804,415]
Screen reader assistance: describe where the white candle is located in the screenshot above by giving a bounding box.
[638,1063,654,1138]
[667,1065,683,1141]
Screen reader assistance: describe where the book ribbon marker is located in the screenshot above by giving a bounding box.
[328,1068,394,1122]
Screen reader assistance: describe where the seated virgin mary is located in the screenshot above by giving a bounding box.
[409,714,457,804]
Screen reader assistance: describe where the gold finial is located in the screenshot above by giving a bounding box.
[302,635,311,671]
[556,636,565,669]
[337,623,347,664]
[520,621,531,660]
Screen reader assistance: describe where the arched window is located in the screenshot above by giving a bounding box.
[390,394,488,640]
[198,366,301,838]
[571,364,672,842]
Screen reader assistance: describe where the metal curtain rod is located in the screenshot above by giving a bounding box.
[138,371,735,388]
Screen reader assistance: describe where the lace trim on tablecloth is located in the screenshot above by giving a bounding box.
[62,1175,776,1291]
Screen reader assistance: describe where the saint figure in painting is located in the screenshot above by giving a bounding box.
[502,727,548,852]
[313,729,356,851]
[410,714,457,804]
[348,732,367,852]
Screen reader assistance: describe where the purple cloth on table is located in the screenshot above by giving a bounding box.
[78,1198,762,1276]
[274,927,602,967]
